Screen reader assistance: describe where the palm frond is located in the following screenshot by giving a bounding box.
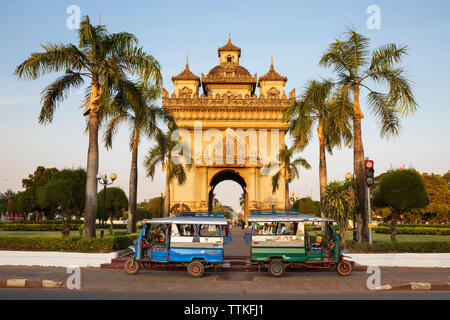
[14,43,88,80]
[367,90,401,138]
[39,71,84,124]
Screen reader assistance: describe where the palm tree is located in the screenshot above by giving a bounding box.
[144,130,191,217]
[324,180,357,247]
[269,146,311,209]
[14,16,161,237]
[284,79,353,217]
[104,83,171,233]
[319,27,417,242]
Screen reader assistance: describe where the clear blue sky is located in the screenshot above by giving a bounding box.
[1,1,449,210]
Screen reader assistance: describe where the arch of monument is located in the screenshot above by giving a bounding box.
[162,36,295,220]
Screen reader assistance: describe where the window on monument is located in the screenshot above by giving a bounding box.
[227,56,232,62]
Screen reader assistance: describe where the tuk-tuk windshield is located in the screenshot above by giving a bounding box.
[253,221,303,236]
[173,224,225,237]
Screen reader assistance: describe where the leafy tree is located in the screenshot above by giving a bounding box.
[372,169,428,242]
[21,166,59,219]
[319,27,417,242]
[136,208,154,221]
[38,169,86,236]
[144,130,192,217]
[211,198,234,220]
[324,180,357,247]
[416,173,449,223]
[268,146,311,208]
[10,190,35,218]
[15,16,161,238]
[442,170,450,188]
[292,197,321,217]
[97,187,128,235]
[0,190,15,215]
[104,83,171,233]
[285,79,352,217]
[138,197,164,218]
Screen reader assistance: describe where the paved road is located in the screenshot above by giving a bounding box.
[0,265,449,299]
[0,287,449,300]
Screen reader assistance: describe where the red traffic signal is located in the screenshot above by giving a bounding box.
[365,160,375,187]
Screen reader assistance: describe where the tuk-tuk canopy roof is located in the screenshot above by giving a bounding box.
[248,214,334,223]
[141,216,228,225]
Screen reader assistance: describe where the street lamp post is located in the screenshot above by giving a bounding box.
[160,193,165,218]
[97,173,117,238]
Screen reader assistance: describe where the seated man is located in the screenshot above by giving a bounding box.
[280,223,290,235]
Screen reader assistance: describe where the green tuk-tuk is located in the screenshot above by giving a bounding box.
[244,210,352,277]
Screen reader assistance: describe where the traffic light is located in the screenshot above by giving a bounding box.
[365,160,375,187]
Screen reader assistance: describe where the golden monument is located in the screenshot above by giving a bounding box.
[163,35,295,220]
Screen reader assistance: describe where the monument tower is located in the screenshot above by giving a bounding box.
[162,35,295,220]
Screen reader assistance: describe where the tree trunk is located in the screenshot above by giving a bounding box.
[353,85,369,243]
[390,211,397,242]
[318,122,328,217]
[285,179,290,209]
[109,212,113,235]
[83,110,99,238]
[164,160,170,217]
[83,81,100,238]
[127,127,139,233]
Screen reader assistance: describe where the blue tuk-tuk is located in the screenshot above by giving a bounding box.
[125,212,232,277]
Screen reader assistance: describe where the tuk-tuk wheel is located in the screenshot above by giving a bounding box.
[124,258,141,275]
[336,260,352,276]
[268,261,285,277]
[187,261,205,278]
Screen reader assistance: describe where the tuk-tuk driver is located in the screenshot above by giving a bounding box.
[156,226,166,243]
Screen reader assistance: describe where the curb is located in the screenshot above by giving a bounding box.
[371,282,450,291]
[0,279,64,289]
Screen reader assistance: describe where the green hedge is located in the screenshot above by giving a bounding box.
[1,222,128,231]
[0,234,138,253]
[378,223,450,229]
[374,226,450,235]
[2,223,83,231]
[0,220,84,225]
[346,241,450,253]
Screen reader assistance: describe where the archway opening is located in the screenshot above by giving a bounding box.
[208,170,247,221]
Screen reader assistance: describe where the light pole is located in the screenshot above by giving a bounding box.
[160,193,165,217]
[97,173,117,238]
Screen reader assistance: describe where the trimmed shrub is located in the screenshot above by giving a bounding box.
[374,226,450,236]
[1,220,84,225]
[1,222,128,231]
[0,234,139,253]
[377,223,450,229]
[346,241,450,253]
[2,223,83,231]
